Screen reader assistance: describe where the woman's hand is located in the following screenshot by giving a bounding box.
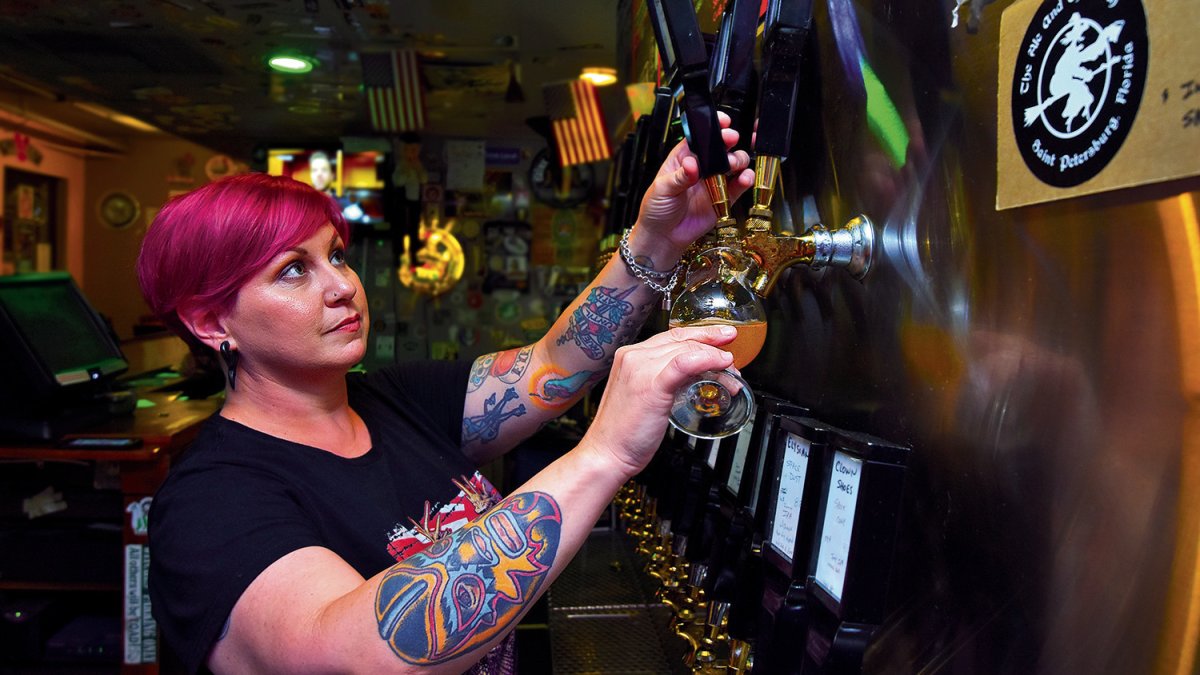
[628,111,755,265]
[580,324,738,478]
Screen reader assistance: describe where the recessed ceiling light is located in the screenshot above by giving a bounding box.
[268,54,317,74]
[580,67,618,86]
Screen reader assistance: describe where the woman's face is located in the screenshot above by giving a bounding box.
[225,223,368,379]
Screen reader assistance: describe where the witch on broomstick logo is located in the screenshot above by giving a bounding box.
[1011,0,1148,187]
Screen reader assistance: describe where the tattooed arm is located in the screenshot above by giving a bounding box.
[461,115,753,465]
[206,326,738,674]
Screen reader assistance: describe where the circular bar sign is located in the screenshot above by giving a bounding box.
[1011,0,1147,187]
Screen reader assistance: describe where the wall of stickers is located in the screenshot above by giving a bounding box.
[357,139,605,371]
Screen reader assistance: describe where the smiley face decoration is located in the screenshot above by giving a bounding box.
[398,214,466,297]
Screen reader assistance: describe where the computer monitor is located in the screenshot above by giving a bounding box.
[0,272,127,439]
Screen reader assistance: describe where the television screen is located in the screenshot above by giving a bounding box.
[267,148,387,226]
[0,272,127,418]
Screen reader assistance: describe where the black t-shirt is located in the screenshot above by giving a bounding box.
[148,360,511,673]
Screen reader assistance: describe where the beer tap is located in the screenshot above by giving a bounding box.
[709,0,760,151]
[645,519,675,580]
[657,533,692,614]
[633,496,661,558]
[648,0,738,242]
[746,0,813,236]
[727,637,753,674]
[741,0,875,294]
[672,562,711,659]
[692,600,733,672]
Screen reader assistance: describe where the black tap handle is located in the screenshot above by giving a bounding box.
[629,87,675,222]
[649,0,730,178]
[754,0,815,159]
[709,0,761,132]
[607,131,637,237]
[645,0,676,78]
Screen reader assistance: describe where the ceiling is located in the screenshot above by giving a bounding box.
[0,0,624,158]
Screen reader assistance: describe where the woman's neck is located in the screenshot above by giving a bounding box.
[219,371,371,457]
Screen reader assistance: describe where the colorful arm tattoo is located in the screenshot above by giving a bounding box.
[467,346,534,393]
[555,285,637,360]
[375,492,562,665]
[528,366,604,411]
[462,388,527,444]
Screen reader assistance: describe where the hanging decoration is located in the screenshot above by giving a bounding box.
[0,133,43,165]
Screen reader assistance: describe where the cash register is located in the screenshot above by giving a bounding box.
[0,272,130,441]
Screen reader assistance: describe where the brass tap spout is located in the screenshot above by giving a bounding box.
[728,638,753,674]
[675,623,701,665]
[657,534,691,613]
[692,601,732,672]
[746,155,782,233]
[742,215,876,296]
[702,174,739,234]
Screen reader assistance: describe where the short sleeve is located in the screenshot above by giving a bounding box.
[354,359,472,447]
[148,446,322,673]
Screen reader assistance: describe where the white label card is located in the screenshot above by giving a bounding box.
[725,422,754,496]
[814,451,863,604]
[769,432,811,562]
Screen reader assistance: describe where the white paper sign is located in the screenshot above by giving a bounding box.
[814,451,863,604]
[124,544,144,664]
[725,422,754,495]
[706,439,720,469]
[769,432,811,562]
[444,140,486,192]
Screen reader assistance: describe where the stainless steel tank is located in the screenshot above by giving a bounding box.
[742,1,1200,673]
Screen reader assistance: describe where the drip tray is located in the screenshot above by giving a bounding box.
[547,529,688,674]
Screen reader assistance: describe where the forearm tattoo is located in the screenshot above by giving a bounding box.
[462,388,526,443]
[375,492,562,665]
[467,346,533,393]
[555,285,637,360]
[528,366,603,411]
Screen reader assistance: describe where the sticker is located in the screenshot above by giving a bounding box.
[375,335,396,360]
[1011,0,1147,187]
[998,0,1198,208]
[126,496,152,536]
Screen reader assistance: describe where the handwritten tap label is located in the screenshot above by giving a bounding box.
[769,433,812,562]
[814,451,864,603]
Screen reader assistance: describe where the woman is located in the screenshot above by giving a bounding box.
[139,117,752,675]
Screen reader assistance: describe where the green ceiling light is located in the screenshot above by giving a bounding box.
[268,54,317,74]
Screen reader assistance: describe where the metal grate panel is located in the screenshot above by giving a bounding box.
[547,530,689,674]
[549,607,679,674]
[549,530,657,609]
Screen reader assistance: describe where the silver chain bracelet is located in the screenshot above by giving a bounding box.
[618,229,684,295]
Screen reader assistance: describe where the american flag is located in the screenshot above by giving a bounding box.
[360,49,425,133]
[543,79,612,166]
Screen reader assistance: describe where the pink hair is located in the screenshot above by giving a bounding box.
[136,173,350,343]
